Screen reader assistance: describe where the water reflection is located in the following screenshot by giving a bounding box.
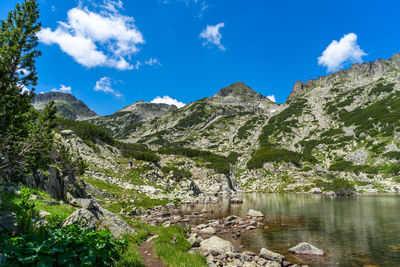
[182,193,400,266]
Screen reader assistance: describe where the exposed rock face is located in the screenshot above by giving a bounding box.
[32,92,97,120]
[24,166,87,201]
[63,202,136,238]
[287,81,306,102]
[214,81,266,101]
[288,242,324,255]
[199,236,235,255]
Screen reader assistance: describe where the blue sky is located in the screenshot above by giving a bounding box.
[2,0,400,115]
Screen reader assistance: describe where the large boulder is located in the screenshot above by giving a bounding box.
[259,248,287,263]
[288,242,324,255]
[200,236,235,255]
[63,202,135,239]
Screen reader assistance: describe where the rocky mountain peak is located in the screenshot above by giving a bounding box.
[32,92,97,120]
[286,52,400,102]
[119,101,177,113]
[214,82,265,100]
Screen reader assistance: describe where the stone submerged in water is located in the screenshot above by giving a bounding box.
[288,242,324,255]
[199,236,235,255]
[259,247,287,263]
[247,209,264,217]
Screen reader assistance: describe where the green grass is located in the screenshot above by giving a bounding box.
[83,176,169,211]
[132,222,207,267]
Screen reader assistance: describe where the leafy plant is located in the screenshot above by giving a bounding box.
[1,223,126,266]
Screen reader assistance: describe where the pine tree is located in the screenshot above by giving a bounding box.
[0,0,56,176]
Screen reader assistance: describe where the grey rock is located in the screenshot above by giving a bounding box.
[188,232,203,247]
[199,226,216,235]
[259,247,287,263]
[200,236,235,255]
[288,242,324,255]
[247,209,264,217]
[63,206,136,238]
[0,212,18,232]
[310,187,322,194]
[60,130,74,137]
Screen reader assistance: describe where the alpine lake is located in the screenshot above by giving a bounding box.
[182,193,400,266]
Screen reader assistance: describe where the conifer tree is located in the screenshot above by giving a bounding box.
[0,0,56,175]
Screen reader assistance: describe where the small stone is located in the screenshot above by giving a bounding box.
[39,210,51,217]
[162,221,171,227]
[0,212,18,232]
[259,247,287,263]
[60,129,74,137]
[246,225,256,231]
[288,242,324,255]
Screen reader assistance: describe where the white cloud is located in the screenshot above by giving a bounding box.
[318,33,366,72]
[94,77,122,97]
[144,58,161,66]
[52,84,72,94]
[38,1,144,70]
[151,96,186,108]
[266,95,276,103]
[199,22,225,51]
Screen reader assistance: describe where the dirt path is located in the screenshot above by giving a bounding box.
[137,239,167,267]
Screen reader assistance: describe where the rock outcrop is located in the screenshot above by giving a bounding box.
[63,200,136,239]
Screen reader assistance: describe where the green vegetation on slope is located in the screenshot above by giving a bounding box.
[56,117,114,145]
[340,91,400,137]
[159,146,231,174]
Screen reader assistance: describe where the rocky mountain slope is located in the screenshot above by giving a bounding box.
[33,53,400,195]
[32,92,98,120]
[88,101,177,138]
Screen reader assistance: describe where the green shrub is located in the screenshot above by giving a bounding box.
[161,166,192,181]
[385,151,400,160]
[121,150,160,163]
[368,82,395,96]
[328,160,354,171]
[236,117,262,140]
[339,91,400,137]
[314,178,355,192]
[114,141,149,152]
[159,147,231,174]
[247,146,302,169]
[1,223,126,266]
[176,102,209,129]
[55,118,114,145]
[259,99,307,146]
